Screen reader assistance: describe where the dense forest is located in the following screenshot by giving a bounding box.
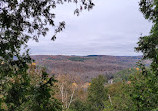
[0,0,158,111]
[31,55,150,82]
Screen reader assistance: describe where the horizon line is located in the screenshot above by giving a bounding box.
[30,54,143,57]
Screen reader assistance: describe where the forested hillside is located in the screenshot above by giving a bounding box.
[31,55,150,82]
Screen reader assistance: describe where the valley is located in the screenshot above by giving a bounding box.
[31,55,150,82]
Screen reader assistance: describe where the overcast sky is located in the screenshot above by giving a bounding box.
[28,0,152,56]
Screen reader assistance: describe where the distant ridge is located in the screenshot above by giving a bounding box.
[86,55,103,57]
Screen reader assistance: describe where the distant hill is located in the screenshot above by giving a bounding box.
[31,55,150,82]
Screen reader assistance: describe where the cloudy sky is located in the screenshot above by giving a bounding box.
[28,0,152,56]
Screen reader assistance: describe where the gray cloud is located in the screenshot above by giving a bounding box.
[28,0,152,56]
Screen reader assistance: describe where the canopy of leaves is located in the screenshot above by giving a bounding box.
[129,64,158,111]
[87,75,107,111]
[104,82,135,111]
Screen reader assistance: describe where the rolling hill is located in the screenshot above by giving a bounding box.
[31,55,150,82]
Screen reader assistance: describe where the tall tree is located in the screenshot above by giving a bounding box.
[137,0,158,65]
[87,75,107,111]
[130,0,158,110]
